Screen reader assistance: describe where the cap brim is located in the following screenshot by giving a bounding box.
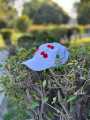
[22,57,55,71]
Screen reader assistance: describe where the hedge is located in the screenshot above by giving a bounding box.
[17,26,84,49]
[1,45,90,120]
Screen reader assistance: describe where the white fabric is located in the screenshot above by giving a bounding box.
[22,42,69,71]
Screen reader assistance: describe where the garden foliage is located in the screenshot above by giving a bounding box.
[76,0,90,24]
[17,26,83,49]
[15,16,30,32]
[1,44,90,120]
[23,0,69,24]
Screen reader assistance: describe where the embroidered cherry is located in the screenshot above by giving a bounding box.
[47,44,54,49]
[43,53,48,58]
[40,51,48,59]
[41,51,45,55]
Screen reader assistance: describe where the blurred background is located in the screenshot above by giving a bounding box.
[0,0,90,50]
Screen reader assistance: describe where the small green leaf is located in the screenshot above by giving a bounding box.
[52,97,57,104]
[44,97,48,102]
[0,64,3,68]
[43,80,47,88]
[67,95,77,103]
[31,101,39,109]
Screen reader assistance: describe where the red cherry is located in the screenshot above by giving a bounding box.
[47,44,54,49]
[41,51,45,55]
[47,44,51,48]
[43,53,48,58]
[40,51,48,59]
[51,46,54,49]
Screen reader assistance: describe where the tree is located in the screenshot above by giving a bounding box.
[75,0,90,24]
[33,3,69,24]
[0,0,17,19]
[80,0,90,3]
[78,3,90,24]
[0,0,17,54]
[23,0,69,24]
[0,0,17,28]
[23,0,44,19]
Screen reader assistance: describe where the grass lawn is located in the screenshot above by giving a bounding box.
[71,37,90,46]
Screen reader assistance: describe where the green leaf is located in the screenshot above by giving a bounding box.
[0,64,3,68]
[43,80,47,88]
[31,101,39,109]
[67,95,77,103]
[52,97,57,104]
[44,97,48,102]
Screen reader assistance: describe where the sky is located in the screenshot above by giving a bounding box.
[15,0,80,18]
[52,0,80,18]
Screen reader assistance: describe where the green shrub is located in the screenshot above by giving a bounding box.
[33,3,69,24]
[72,26,85,34]
[15,16,30,32]
[1,45,90,119]
[17,26,82,49]
[0,29,12,46]
[4,100,28,120]
[17,34,34,49]
[17,28,66,49]
[0,19,7,29]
